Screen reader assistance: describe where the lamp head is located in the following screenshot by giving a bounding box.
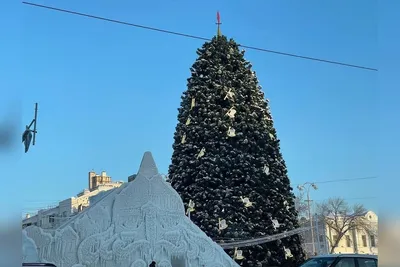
[312,183,318,190]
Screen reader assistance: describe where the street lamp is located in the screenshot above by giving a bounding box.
[22,103,39,153]
[297,182,318,255]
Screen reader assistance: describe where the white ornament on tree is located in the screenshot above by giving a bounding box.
[240,196,253,208]
[283,200,290,211]
[227,127,236,137]
[191,98,196,109]
[190,98,196,109]
[224,89,235,100]
[186,199,195,215]
[197,148,205,159]
[181,134,186,144]
[186,117,191,125]
[226,108,237,119]
[284,247,293,259]
[263,165,270,175]
[272,219,280,230]
[269,133,275,140]
[218,218,228,230]
[234,248,244,260]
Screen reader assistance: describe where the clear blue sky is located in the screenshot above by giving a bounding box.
[0,0,397,219]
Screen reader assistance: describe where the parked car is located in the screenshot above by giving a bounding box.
[299,254,378,267]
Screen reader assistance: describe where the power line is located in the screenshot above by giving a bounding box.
[312,176,378,184]
[295,176,378,186]
[22,2,378,72]
[313,196,378,202]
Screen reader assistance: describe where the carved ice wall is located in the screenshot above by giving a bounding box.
[24,152,239,267]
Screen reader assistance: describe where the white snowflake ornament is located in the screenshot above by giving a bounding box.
[226,108,237,119]
[224,89,235,100]
[227,127,236,137]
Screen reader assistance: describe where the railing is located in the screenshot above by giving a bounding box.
[216,226,313,249]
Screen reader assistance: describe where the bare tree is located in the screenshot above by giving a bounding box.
[295,190,309,220]
[317,198,376,253]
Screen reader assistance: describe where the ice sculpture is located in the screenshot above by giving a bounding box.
[23,152,239,267]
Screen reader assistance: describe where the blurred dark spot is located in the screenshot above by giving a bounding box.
[0,121,19,153]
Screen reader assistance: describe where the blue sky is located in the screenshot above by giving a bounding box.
[1,0,396,219]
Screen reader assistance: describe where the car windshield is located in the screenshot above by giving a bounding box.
[300,257,335,267]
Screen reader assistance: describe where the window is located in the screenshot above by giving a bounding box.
[370,235,376,247]
[346,235,351,247]
[362,235,367,247]
[356,258,377,267]
[49,215,55,223]
[319,234,324,242]
[336,258,356,267]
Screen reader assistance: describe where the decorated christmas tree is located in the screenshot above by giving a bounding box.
[168,14,305,267]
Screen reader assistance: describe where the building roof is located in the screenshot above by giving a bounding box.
[23,152,239,267]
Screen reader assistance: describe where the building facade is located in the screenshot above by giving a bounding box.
[22,171,123,229]
[301,210,378,256]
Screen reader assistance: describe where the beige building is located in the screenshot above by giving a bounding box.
[301,210,378,256]
[326,211,378,255]
[22,171,123,229]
